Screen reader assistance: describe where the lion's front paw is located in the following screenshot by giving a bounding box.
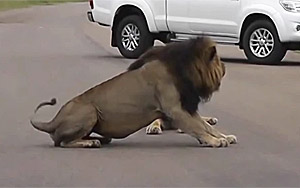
[146,120,163,135]
[177,129,185,133]
[90,140,102,148]
[207,117,218,125]
[201,137,229,148]
[225,135,237,144]
[214,138,229,147]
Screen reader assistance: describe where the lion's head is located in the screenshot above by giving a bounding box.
[187,37,226,99]
[128,37,225,115]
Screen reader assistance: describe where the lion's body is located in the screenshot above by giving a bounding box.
[76,61,169,138]
[31,37,237,148]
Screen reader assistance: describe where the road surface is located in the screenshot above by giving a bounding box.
[0,3,300,187]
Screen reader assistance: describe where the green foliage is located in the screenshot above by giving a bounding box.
[0,0,85,11]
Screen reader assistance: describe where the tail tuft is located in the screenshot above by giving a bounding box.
[50,98,57,105]
[34,98,57,113]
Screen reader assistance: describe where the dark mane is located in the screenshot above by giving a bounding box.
[128,38,212,115]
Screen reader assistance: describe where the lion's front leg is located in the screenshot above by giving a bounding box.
[147,116,218,135]
[201,116,218,126]
[177,115,218,134]
[194,113,237,144]
[171,109,230,147]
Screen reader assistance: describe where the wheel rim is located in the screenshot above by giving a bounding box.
[249,28,274,58]
[121,23,140,51]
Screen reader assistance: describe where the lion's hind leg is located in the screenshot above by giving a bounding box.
[146,119,163,135]
[52,102,101,148]
[83,135,112,145]
[61,139,101,148]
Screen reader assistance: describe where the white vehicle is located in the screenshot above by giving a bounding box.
[87,0,300,64]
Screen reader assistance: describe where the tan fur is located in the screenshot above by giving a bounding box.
[30,37,236,148]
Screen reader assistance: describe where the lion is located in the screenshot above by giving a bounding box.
[30,37,237,148]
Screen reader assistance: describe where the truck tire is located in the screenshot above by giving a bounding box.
[242,20,287,64]
[115,15,154,59]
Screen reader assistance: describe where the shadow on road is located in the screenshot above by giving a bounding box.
[85,54,300,67]
[222,57,300,66]
[83,54,127,60]
[31,141,223,149]
[104,142,200,149]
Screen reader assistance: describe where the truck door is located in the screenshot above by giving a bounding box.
[166,0,189,33]
[188,0,241,38]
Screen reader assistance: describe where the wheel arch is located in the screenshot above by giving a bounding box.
[239,13,278,49]
[111,4,157,47]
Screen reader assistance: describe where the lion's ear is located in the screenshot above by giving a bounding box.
[207,46,217,63]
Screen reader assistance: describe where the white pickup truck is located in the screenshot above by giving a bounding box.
[87,0,300,64]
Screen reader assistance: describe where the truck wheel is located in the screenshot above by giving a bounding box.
[242,20,287,64]
[115,15,154,59]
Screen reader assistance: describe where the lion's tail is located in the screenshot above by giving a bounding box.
[30,98,58,133]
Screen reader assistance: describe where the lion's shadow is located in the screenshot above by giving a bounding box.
[32,141,222,149]
[105,142,199,149]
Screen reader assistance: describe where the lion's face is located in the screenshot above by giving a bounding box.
[192,38,225,101]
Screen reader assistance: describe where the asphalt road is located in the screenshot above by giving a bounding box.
[1,3,300,187]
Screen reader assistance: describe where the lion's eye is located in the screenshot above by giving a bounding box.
[208,46,217,63]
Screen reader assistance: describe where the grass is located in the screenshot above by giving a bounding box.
[0,0,85,11]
